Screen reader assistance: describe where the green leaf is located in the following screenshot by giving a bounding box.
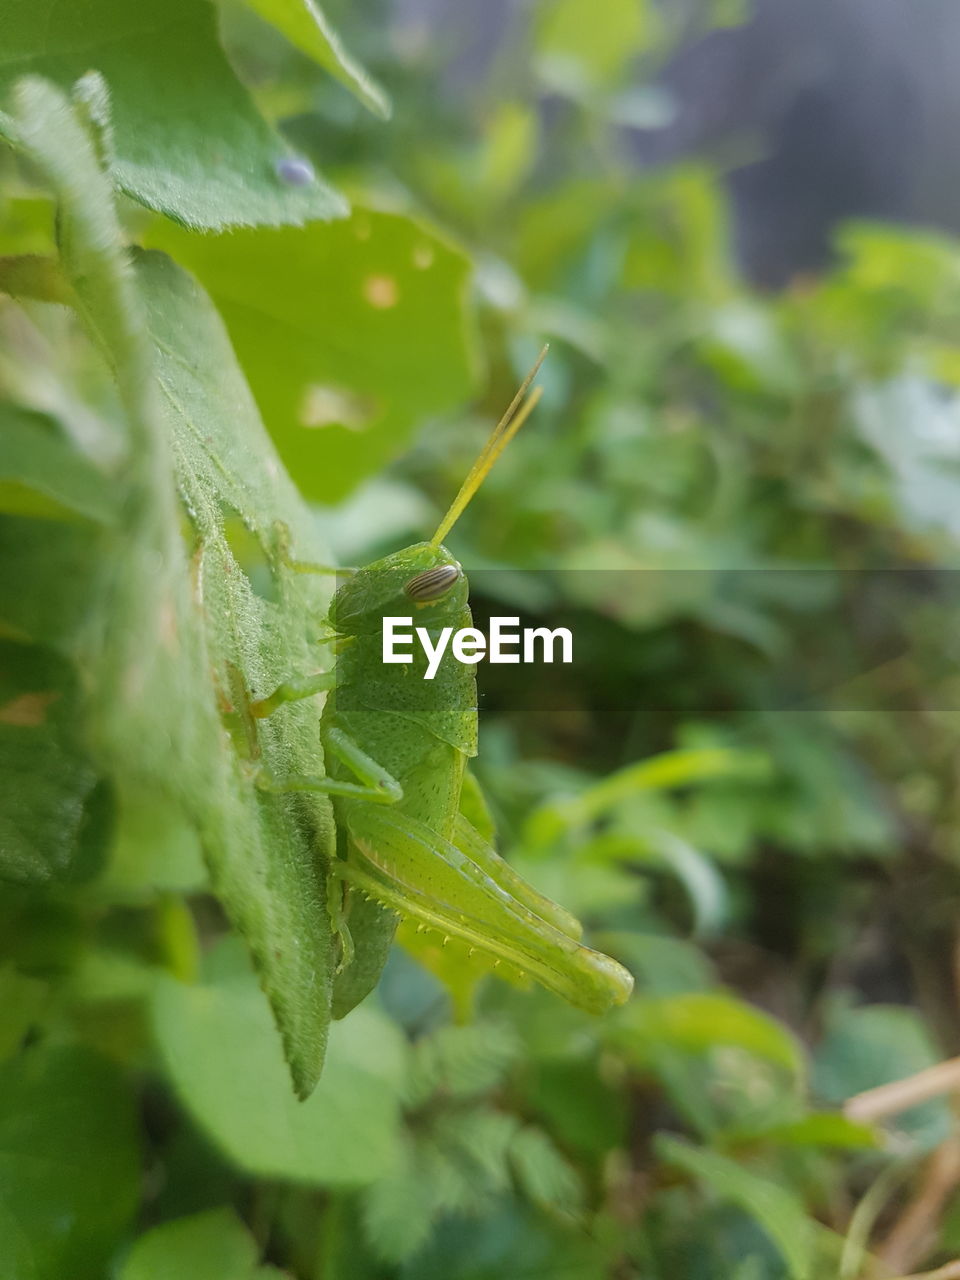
[813,1001,951,1149]
[0,515,103,650]
[0,198,57,257]
[360,1137,439,1263]
[238,0,390,118]
[432,1108,518,1199]
[596,931,715,996]
[308,1199,384,1280]
[526,747,769,845]
[0,2,347,229]
[732,1112,879,1151]
[0,253,70,303]
[362,1111,520,1263]
[147,210,477,500]
[524,1058,627,1157]
[631,830,730,935]
[0,402,116,523]
[405,1023,518,1106]
[855,375,960,542]
[0,966,48,1062]
[398,1202,609,1280]
[9,79,339,1095]
[610,992,805,1076]
[508,1126,583,1216]
[709,0,752,27]
[656,1136,815,1280]
[136,248,340,1092]
[152,959,403,1186]
[0,277,122,479]
[120,1208,276,1280]
[0,1044,140,1280]
[102,787,208,898]
[536,0,655,94]
[0,640,105,885]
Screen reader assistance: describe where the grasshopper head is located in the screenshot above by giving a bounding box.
[329,542,467,636]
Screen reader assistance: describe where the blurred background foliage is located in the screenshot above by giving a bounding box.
[4,0,960,1276]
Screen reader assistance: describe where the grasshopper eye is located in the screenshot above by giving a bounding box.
[404,564,461,602]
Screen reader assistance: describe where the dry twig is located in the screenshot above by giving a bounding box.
[846,1059,960,1125]
[879,1140,960,1276]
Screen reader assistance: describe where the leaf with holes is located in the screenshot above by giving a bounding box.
[148,210,477,500]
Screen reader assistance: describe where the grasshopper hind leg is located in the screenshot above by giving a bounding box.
[339,806,633,1015]
[453,814,582,941]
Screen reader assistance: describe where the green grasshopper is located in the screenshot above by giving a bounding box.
[254,351,633,1018]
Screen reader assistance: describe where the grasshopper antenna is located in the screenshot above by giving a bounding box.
[431,344,548,547]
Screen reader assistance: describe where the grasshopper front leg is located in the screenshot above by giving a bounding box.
[256,727,403,805]
[251,669,336,719]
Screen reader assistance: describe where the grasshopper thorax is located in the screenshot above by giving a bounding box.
[329,542,467,637]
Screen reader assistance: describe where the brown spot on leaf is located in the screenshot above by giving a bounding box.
[300,384,376,431]
[362,274,399,309]
[0,691,59,727]
[159,597,179,654]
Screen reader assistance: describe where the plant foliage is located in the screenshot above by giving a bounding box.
[3,1,960,1276]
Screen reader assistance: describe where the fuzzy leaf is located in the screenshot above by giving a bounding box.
[360,1138,439,1263]
[508,1127,583,1216]
[406,1022,519,1106]
[0,1,346,229]
[7,79,338,1095]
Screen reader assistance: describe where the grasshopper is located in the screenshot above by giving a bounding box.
[254,350,633,1018]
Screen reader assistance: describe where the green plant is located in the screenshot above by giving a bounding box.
[3,3,960,1277]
